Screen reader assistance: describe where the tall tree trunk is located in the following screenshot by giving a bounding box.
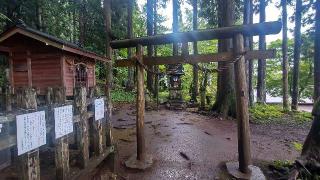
[79,0,86,47]
[191,0,199,103]
[147,0,154,94]
[126,0,134,91]
[167,0,184,109]
[301,0,320,163]
[315,0,320,100]
[172,0,179,55]
[212,0,236,118]
[200,68,208,110]
[5,0,19,28]
[282,0,289,111]
[153,0,159,102]
[292,0,302,111]
[257,0,266,103]
[103,0,113,146]
[72,2,77,44]
[244,0,253,106]
[248,0,254,106]
[35,0,43,31]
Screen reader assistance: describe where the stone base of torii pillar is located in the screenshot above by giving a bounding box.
[125,154,153,170]
[225,161,266,180]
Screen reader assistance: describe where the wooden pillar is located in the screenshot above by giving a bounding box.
[46,87,53,105]
[103,0,113,147]
[27,51,32,88]
[89,86,106,156]
[20,150,40,180]
[136,45,146,161]
[52,87,70,180]
[233,34,252,174]
[74,87,89,168]
[5,85,12,112]
[17,88,40,180]
[55,138,69,180]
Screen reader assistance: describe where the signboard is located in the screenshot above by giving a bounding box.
[16,111,46,156]
[54,105,73,139]
[94,98,105,121]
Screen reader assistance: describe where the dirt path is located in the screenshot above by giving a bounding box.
[94,103,310,180]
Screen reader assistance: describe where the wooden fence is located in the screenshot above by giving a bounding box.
[0,86,114,180]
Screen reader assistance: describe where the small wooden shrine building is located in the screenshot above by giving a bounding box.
[0,24,108,96]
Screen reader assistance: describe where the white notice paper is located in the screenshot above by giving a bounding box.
[16,111,46,156]
[94,98,105,121]
[54,105,73,139]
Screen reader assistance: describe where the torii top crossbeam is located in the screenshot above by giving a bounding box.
[110,21,282,49]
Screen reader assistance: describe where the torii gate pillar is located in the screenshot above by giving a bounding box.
[226,33,265,180]
[125,45,153,170]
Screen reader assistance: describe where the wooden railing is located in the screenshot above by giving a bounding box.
[0,86,114,180]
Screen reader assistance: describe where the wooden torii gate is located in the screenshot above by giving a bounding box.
[110,21,282,178]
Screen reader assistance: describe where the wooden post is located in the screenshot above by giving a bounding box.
[74,87,89,168]
[17,88,40,180]
[46,87,53,105]
[124,45,152,170]
[233,34,252,174]
[20,150,40,180]
[89,86,106,156]
[136,45,146,161]
[5,85,12,112]
[27,51,32,88]
[104,0,113,147]
[52,87,70,180]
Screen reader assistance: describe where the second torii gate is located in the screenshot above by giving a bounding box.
[110,21,282,179]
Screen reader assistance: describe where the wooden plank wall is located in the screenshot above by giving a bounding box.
[64,55,75,96]
[31,55,61,94]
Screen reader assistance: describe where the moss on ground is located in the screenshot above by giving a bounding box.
[249,104,312,125]
[111,89,136,102]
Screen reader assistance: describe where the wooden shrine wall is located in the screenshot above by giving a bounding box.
[64,54,96,96]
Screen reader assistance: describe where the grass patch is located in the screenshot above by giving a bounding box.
[249,104,312,125]
[158,91,169,104]
[249,104,284,124]
[272,160,293,169]
[292,141,303,152]
[291,111,313,123]
[111,89,136,102]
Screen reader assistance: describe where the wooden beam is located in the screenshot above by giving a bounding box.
[115,49,276,67]
[0,135,16,151]
[0,46,10,52]
[110,21,282,49]
[70,146,114,180]
[233,34,252,174]
[12,53,61,60]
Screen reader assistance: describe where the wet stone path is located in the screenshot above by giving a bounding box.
[90,103,308,180]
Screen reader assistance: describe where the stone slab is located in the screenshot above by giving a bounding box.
[226,161,266,180]
[125,154,153,170]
